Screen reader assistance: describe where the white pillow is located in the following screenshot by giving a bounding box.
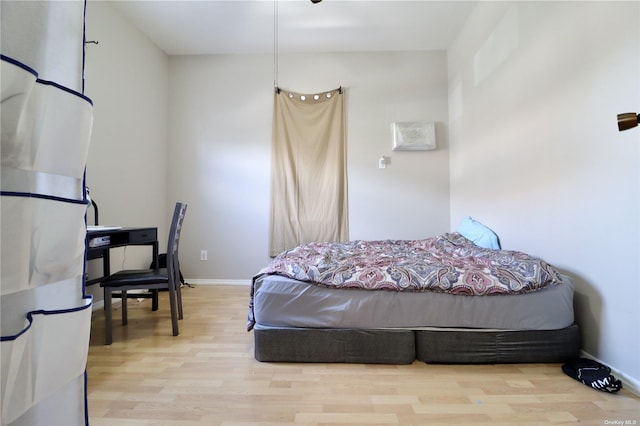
[456,216,501,249]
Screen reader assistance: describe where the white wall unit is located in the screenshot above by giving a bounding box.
[1,2,93,424]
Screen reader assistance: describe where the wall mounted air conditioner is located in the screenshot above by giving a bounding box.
[391,122,436,151]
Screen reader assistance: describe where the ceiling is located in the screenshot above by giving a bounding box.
[111,0,478,56]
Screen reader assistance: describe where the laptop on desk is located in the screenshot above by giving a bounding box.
[87,226,123,248]
[87,225,123,232]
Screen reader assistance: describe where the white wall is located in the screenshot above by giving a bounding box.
[83,1,170,299]
[448,1,640,389]
[168,51,451,281]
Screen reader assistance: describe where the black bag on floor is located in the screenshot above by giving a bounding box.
[150,253,185,286]
[562,357,622,393]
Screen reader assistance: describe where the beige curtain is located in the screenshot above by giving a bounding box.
[269,87,348,256]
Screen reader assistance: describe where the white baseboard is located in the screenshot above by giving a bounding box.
[184,279,251,286]
[91,280,249,311]
[90,290,150,311]
[92,300,104,311]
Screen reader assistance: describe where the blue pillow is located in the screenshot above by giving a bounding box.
[456,216,501,249]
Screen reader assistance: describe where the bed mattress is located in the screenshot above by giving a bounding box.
[252,273,575,331]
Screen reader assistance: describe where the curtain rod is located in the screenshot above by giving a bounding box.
[275,86,343,95]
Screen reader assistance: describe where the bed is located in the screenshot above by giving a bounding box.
[247,223,580,364]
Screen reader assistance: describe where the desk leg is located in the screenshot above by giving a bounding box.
[103,249,111,278]
[102,249,111,311]
[152,241,159,311]
[104,288,113,345]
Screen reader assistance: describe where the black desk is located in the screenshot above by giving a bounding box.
[86,227,158,285]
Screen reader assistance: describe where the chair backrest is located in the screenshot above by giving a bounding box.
[166,202,187,287]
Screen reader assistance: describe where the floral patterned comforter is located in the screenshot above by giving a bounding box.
[247,233,563,331]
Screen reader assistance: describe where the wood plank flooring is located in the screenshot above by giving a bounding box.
[87,285,640,425]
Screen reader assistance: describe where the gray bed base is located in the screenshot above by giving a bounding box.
[253,324,581,364]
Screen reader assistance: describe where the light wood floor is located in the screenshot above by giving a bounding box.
[87,285,640,425]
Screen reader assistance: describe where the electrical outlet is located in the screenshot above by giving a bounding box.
[378,156,389,169]
[200,250,208,261]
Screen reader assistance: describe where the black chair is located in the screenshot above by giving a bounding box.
[100,202,187,345]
